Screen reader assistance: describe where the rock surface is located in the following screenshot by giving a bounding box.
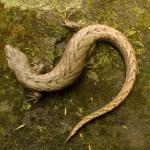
[0,0,150,149]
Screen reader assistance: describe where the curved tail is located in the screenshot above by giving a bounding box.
[66,27,137,142]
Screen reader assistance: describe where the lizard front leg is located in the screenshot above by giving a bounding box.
[27,62,45,103]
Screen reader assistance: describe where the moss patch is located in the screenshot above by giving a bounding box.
[0,0,150,149]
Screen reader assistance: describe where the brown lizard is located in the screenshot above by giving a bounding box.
[5,19,137,142]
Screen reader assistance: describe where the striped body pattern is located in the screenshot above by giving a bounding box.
[5,24,137,142]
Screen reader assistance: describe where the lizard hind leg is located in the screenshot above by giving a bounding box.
[63,11,85,31]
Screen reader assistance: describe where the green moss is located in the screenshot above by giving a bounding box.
[87,70,99,82]
[0,0,150,149]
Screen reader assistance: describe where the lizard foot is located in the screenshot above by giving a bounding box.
[27,91,43,103]
[62,11,85,30]
[31,60,45,74]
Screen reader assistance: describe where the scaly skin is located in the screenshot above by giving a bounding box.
[5,24,137,142]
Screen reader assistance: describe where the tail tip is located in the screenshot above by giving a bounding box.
[65,137,70,144]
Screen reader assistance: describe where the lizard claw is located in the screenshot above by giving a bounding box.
[27,91,43,103]
[62,11,84,30]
